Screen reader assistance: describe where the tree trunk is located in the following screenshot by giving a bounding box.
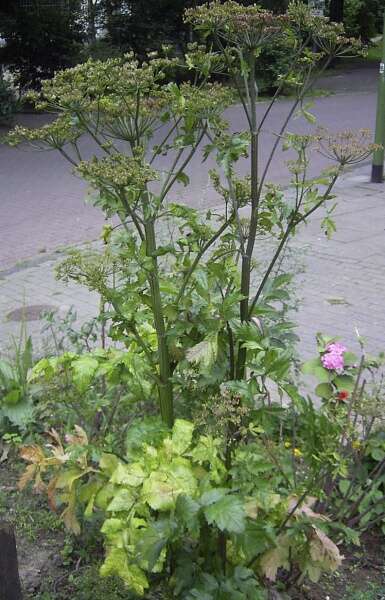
[88,0,97,42]
[329,0,344,23]
[0,522,23,600]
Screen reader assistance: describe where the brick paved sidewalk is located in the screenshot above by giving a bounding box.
[0,163,384,360]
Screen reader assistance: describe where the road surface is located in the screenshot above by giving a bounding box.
[0,65,378,271]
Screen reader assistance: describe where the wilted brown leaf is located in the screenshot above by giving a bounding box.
[18,464,37,491]
[310,526,343,572]
[20,444,46,464]
[65,425,88,447]
[260,536,290,581]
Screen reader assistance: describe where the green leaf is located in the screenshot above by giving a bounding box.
[172,419,194,455]
[100,518,123,537]
[200,488,227,507]
[338,480,350,496]
[176,494,201,536]
[110,462,146,487]
[95,483,116,510]
[302,358,322,376]
[238,521,274,560]
[186,336,218,368]
[371,447,385,461]
[343,352,358,367]
[1,400,34,429]
[126,417,167,455]
[204,495,246,533]
[142,460,197,511]
[312,366,331,383]
[107,488,135,512]
[71,355,99,391]
[100,547,148,595]
[334,375,355,392]
[136,520,172,571]
[301,108,317,124]
[99,453,119,476]
[175,172,190,186]
[3,389,21,405]
[315,383,333,399]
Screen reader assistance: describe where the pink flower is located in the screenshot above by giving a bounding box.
[326,343,346,355]
[321,351,345,371]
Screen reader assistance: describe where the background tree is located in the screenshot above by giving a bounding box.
[329,0,344,23]
[0,0,84,90]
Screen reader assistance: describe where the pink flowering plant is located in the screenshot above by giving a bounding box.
[302,334,358,401]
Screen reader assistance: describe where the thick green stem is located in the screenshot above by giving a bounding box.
[237,52,258,379]
[144,218,174,427]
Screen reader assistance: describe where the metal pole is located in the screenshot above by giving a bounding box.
[371,11,385,183]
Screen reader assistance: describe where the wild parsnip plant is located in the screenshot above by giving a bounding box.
[7,2,380,596]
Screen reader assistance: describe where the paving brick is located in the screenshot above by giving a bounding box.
[0,164,384,362]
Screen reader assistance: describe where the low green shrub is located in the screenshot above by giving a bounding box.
[0,76,19,124]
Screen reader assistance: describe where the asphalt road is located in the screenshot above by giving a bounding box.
[0,65,378,271]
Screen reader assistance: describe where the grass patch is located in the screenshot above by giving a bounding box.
[365,39,383,63]
[343,582,385,599]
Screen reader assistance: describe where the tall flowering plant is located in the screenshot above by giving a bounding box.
[5,2,381,597]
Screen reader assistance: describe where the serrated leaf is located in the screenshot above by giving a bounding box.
[204,494,246,533]
[176,494,200,535]
[200,487,227,506]
[100,547,149,595]
[172,419,194,455]
[71,355,99,391]
[110,462,146,487]
[142,460,197,511]
[136,519,174,571]
[186,336,217,368]
[2,400,34,429]
[107,488,135,512]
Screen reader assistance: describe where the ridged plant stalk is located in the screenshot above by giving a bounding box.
[144,216,174,428]
[237,50,259,379]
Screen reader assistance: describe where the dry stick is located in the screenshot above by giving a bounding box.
[331,362,367,516]
[338,458,385,523]
[348,494,385,528]
[360,510,385,532]
[339,357,365,448]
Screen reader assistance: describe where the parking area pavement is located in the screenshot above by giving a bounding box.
[1,163,384,362]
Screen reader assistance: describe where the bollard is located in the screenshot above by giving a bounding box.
[371,12,385,183]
